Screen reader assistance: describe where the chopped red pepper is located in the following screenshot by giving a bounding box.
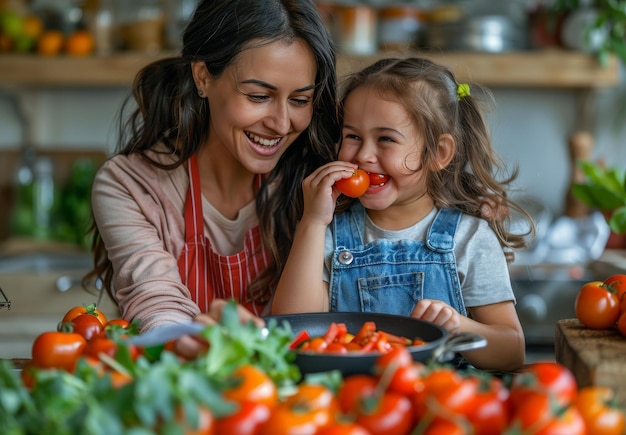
[289,330,311,350]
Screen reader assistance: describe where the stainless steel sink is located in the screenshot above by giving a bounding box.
[509,263,608,346]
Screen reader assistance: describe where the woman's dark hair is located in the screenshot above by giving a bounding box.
[88,0,339,303]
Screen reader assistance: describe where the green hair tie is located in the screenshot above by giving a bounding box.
[457,83,470,100]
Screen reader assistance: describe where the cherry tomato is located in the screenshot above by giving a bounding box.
[31,330,87,371]
[335,169,369,198]
[509,361,578,410]
[259,386,335,435]
[337,374,378,414]
[575,281,621,329]
[511,392,585,435]
[222,365,278,408]
[465,376,509,435]
[69,313,105,341]
[604,274,626,302]
[367,172,390,186]
[354,391,414,435]
[259,404,333,435]
[62,303,108,327]
[414,368,478,422]
[214,401,271,435]
[106,318,130,328]
[373,347,425,396]
[316,421,371,435]
[420,417,467,435]
[574,386,625,435]
[83,335,119,359]
[284,383,339,414]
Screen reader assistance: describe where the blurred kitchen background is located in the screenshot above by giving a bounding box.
[1,0,626,361]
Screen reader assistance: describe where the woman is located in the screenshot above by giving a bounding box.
[87,0,339,357]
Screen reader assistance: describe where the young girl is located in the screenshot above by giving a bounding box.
[271,57,533,372]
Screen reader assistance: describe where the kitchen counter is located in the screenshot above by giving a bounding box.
[555,318,626,408]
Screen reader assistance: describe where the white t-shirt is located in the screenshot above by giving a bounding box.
[323,207,515,308]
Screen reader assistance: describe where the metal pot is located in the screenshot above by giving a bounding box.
[423,15,528,53]
[266,312,486,376]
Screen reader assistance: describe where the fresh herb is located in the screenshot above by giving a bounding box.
[571,160,626,233]
[0,300,301,434]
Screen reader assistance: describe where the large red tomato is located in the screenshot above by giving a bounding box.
[603,274,626,302]
[575,281,621,329]
[335,169,369,198]
[31,330,87,371]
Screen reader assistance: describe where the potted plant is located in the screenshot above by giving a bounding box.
[571,160,626,241]
[553,0,626,67]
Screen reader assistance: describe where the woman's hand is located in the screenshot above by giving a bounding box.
[172,299,265,360]
[411,299,461,335]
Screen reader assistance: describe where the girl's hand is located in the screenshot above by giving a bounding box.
[301,161,358,226]
[411,299,461,335]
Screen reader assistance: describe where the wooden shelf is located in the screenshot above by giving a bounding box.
[0,50,619,89]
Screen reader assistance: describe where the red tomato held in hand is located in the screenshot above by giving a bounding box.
[368,172,390,186]
[575,281,621,329]
[335,169,369,198]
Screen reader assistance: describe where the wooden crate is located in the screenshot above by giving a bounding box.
[555,318,626,409]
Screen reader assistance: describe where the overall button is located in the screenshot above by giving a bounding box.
[338,250,354,265]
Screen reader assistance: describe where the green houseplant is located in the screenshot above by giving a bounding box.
[571,160,626,234]
[554,0,626,67]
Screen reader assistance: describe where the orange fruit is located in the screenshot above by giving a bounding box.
[22,14,44,40]
[65,30,94,56]
[37,30,64,56]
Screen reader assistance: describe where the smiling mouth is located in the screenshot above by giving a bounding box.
[245,132,281,147]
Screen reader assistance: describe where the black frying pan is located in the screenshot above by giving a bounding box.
[266,312,486,376]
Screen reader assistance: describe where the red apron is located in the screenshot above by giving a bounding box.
[177,154,271,316]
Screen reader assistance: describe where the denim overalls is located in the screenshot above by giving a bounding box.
[328,203,467,317]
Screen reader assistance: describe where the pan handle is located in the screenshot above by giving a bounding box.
[431,332,487,363]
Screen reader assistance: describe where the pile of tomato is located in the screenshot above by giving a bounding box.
[23,303,142,388]
[213,348,625,435]
[575,273,626,335]
[12,301,626,435]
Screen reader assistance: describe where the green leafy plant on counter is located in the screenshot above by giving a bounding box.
[0,301,301,435]
[571,160,626,234]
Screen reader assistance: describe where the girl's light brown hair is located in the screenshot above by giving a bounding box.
[337,57,534,257]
